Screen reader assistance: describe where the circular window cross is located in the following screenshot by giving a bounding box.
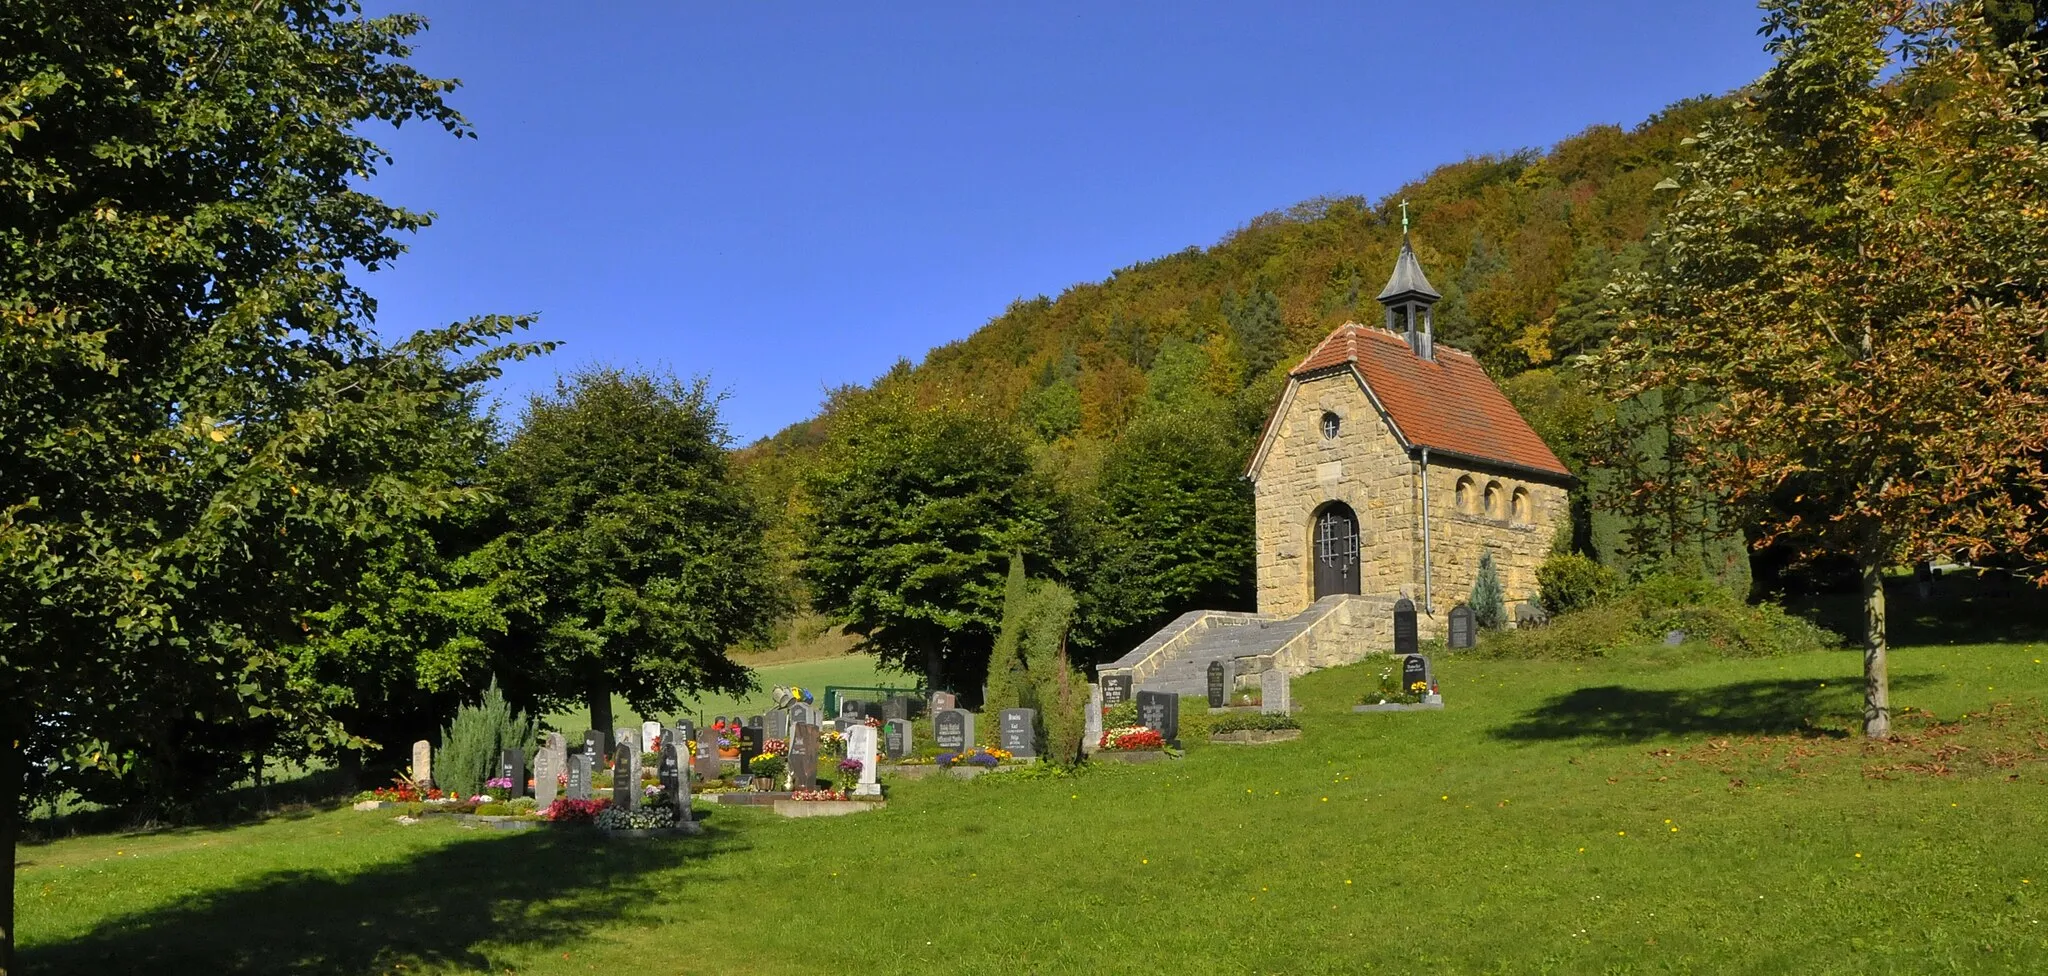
[1320,412,1341,439]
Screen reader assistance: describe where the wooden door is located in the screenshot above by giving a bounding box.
[1313,505,1361,599]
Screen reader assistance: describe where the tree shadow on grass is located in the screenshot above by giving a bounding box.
[22,819,746,975]
[1490,674,1937,743]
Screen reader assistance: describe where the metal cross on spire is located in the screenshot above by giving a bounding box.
[1400,198,1409,234]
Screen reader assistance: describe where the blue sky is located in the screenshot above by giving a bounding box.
[361,1,1774,442]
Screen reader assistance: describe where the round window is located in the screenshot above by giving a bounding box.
[1320,412,1341,439]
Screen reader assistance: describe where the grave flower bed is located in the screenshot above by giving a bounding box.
[1099,726,1166,751]
[1361,664,1428,705]
[544,797,611,823]
[934,747,1010,769]
[789,788,850,801]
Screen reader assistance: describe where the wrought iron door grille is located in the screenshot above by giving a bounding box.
[1315,510,1358,576]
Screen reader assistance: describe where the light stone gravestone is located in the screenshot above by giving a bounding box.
[764,708,791,742]
[664,742,692,815]
[789,723,820,789]
[615,727,640,755]
[566,754,591,800]
[411,739,433,788]
[998,708,1037,758]
[533,745,560,808]
[933,708,974,752]
[542,732,567,778]
[1393,597,1419,656]
[1448,604,1476,650]
[693,732,721,781]
[790,702,820,729]
[884,718,912,759]
[1084,683,1103,754]
[498,748,525,798]
[846,725,881,796]
[641,720,663,752]
[1261,668,1292,716]
[612,742,640,811]
[930,690,957,712]
[1136,690,1179,746]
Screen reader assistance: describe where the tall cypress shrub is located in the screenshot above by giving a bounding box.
[434,681,536,797]
[1471,551,1509,630]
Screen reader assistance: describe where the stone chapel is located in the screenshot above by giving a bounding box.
[1099,232,1575,697]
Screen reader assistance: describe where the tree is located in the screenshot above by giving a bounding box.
[1603,0,2048,737]
[487,369,780,751]
[0,2,540,968]
[1470,551,1509,630]
[799,391,1058,697]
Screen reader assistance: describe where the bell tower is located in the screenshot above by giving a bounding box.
[1378,201,1441,360]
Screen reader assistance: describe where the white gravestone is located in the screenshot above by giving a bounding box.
[641,721,663,752]
[1084,683,1103,754]
[411,739,433,788]
[846,725,881,797]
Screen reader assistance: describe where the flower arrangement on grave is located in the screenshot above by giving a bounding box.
[1099,726,1165,751]
[593,803,681,831]
[836,757,863,784]
[790,788,847,801]
[749,751,788,788]
[764,738,788,755]
[544,797,610,823]
[934,747,1012,768]
[483,776,516,801]
[1362,666,1427,705]
[820,729,846,757]
[1228,687,1263,707]
[354,774,458,804]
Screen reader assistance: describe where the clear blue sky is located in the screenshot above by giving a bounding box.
[361,1,1773,442]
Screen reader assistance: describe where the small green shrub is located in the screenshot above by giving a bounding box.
[474,802,514,817]
[1209,712,1300,733]
[1537,553,1621,615]
[1104,700,1138,728]
[1480,571,1841,661]
[1471,551,1508,629]
[509,797,537,812]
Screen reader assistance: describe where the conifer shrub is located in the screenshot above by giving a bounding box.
[1471,551,1508,629]
[434,680,537,799]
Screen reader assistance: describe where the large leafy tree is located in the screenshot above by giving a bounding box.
[0,1,538,968]
[487,369,779,748]
[799,390,1059,696]
[1604,0,2048,738]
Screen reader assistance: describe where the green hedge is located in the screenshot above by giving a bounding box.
[1481,571,1840,661]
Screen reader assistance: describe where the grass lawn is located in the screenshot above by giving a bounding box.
[18,639,2048,974]
[541,653,908,733]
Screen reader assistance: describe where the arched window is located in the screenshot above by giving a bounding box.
[1320,411,1341,439]
[1454,476,1476,515]
[1484,481,1505,519]
[1511,487,1531,523]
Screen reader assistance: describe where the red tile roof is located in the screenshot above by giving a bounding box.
[1277,323,1572,480]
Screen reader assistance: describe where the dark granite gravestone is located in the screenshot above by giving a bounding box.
[1448,604,1476,650]
[933,708,974,752]
[612,742,640,811]
[789,723,820,789]
[1207,660,1228,708]
[885,718,913,759]
[1102,673,1133,709]
[739,725,765,773]
[498,748,525,798]
[566,755,591,800]
[764,709,790,742]
[998,708,1037,758]
[693,733,721,781]
[838,699,865,725]
[747,714,763,731]
[1136,690,1180,746]
[929,690,957,712]
[883,696,910,723]
[672,720,696,749]
[663,743,691,814]
[582,730,605,768]
[1393,597,1419,655]
[1401,654,1432,694]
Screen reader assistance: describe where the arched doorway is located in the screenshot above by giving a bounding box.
[1311,502,1361,599]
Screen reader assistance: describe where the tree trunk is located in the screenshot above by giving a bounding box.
[1861,546,1891,739]
[924,642,944,693]
[587,677,614,756]
[2,730,22,976]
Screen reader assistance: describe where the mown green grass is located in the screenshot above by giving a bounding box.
[541,654,905,733]
[20,641,2048,974]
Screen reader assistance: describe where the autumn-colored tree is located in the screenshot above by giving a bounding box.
[1604,0,2048,737]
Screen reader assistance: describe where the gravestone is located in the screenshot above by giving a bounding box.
[789,723,820,789]
[790,701,821,729]
[533,744,560,808]
[411,739,433,788]
[1206,660,1228,708]
[1102,673,1133,709]
[498,748,525,798]
[739,725,765,773]
[884,718,913,759]
[846,725,881,796]
[998,708,1037,758]
[657,741,683,805]
[693,732,722,781]
[641,720,663,752]
[542,731,567,774]
[1393,597,1419,656]
[663,743,692,814]
[612,742,640,811]
[1401,654,1432,695]
[1448,604,1476,650]
[1664,630,1686,646]
[672,720,696,749]
[764,708,791,742]
[838,699,865,725]
[1261,669,1292,716]
[1084,683,1103,754]
[883,696,911,723]
[1136,690,1180,746]
[566,754,592,800]
[930,690,958,712]
[582,730,605,768]
[933,708,974,752]
[615,727,640,756]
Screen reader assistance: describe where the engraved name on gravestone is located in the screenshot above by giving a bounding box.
[933,708,973,752]
[789,723,819,789]
[1448,604,1476,650]
[1207,660,1228,708]
[664,743,691,813]
[1261,668,1292,716]
[1136,690,1179,745]
[583,730,605,767]
[693,732,721,781]
[657,741,682,804]
[566,754,591,800]
[1401,654,1432,694]
[1393,597,1419,656]
[838,699,865,724]
[612,742,640,811]
[411,739,433,788]
[740,724,765,773]
[885,719,913,759]
[672,720,696,750]
[498,748,525,798]
[1102,673,1132,709]
[998,708,1037,758]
